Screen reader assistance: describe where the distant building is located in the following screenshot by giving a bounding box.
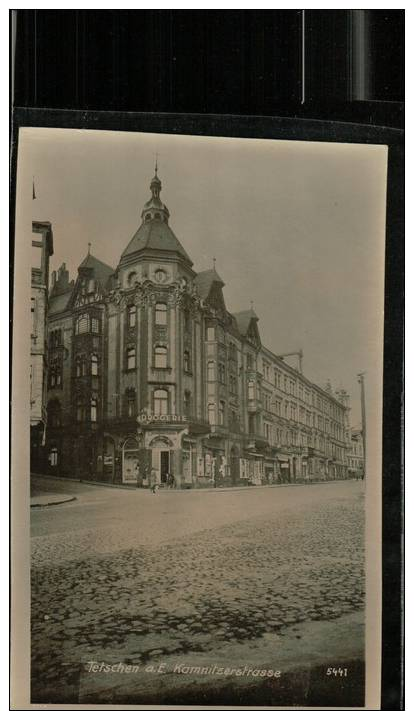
[30,221,53,471]
[347,428,365,478]
[46,170,349,487]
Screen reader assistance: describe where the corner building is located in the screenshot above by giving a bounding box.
[46,171,349,487]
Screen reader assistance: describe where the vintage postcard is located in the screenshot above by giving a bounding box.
[11,127,387,709]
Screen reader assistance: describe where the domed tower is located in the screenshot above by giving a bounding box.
[105,168,208,489]
[117,166,194,288]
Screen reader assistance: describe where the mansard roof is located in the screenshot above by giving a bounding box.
[194,268,224,301]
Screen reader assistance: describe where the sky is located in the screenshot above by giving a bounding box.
[16,127,388,427]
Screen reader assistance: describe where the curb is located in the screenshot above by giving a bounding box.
[30,496,77,509]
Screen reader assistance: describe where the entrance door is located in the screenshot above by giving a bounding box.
[160,450,170,484]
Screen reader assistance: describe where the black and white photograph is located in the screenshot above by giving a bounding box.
[12,127,387,708]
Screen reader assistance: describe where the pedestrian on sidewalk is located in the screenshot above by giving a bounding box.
[150,467,158,494]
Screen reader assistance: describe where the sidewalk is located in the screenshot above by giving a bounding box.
[30,493,77,508]
[31,472,353,497]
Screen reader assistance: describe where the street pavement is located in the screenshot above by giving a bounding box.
[31,478,365,704]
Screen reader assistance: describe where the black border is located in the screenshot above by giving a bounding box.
[10,108,404,710]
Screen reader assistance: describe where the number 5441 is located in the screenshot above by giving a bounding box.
[326,667,348,677]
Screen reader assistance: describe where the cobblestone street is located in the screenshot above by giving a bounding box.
[31,478,365,704]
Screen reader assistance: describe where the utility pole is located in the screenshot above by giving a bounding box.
[357,372,367,478]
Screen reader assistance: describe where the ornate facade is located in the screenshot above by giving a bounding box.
[46,170,349,487]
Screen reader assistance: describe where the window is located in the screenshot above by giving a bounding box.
[248,381,255,401]
[127,305,136,328]
[247,353,254,370]
[207,361,215,381]
[154,345,167,368]
[75,356,82,377]
[229,343,237,361]
[127,347,136,370]
[91,397,97,423]
[31,298,36,334]
[87,279,95,294]
[264,422,271,441]
[91,318,100,334]
[154,389,168,415]
[183,350,191,373]
[91,354,98,376]
[184,390,191,416]
[81,357,88,376]
[218,362,226,384]
[206,325,215,341]
[47,400,61,428]
[208,403,216,425]
[126,388,136,418]
[218,400,225,426]
[76,314,90,334]
[76,397,85,422]
[230,375,237,395]
[155,302,167,326]
[184,310,191,334]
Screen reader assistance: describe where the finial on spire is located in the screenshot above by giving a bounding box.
[155,151,159,175]
[250,300,254,310]
[87,242,91,255]
[213,257,216,269]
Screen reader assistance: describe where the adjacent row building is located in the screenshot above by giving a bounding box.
[43,169,351,488]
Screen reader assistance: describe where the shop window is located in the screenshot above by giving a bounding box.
[154,345,167,368]
[126,346,136,370]
[154,389,168,415]
[155,302,167,326]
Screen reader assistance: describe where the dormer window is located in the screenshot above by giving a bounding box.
[127,271,137,287]
[145,213,151,222]
[154,212,161,221]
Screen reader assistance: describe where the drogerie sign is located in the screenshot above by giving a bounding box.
[137,414,188,424]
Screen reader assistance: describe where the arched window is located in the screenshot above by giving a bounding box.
[154,345,167,368]
[75,313,89,334]
[155,302,167,326]
[127,271,137,286]
[91,397,97,423]
[75,355,82,378]
[126,346,136,370]
[145,213,151,222]
[127,304,136,328]
[207,361,215,382]
[126,388,136,418]
[154,389,168,415]
[208,403,216,425]
[183,350,191,373]
[81,356,88,377]
[91,353,98,376]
